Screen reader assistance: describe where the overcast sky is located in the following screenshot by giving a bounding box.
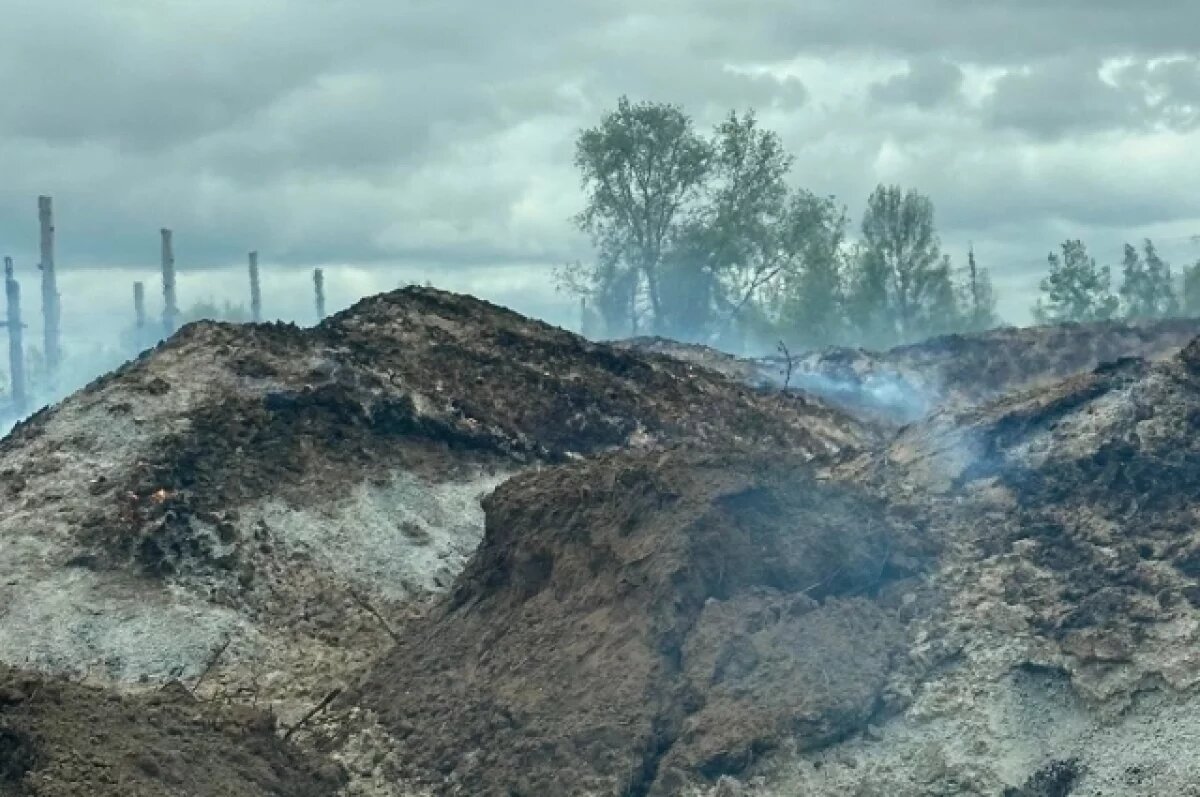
[2,0,1200,367]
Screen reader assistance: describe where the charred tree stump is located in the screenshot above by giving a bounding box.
[248,251,262,323]
[161,228,178,335]
[37,196,61,377]
[313,268,326,322]
[4,257,26,415]
[133,281,146,349]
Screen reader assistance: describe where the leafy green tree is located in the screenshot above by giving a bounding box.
[1182,259,1200,317]
[563,101,848,347]
[917,254,967,338]
[683,111,793,337]
[567,96,712,335]
[842,244,889,349]
[775,194,850,349]
[1119,239,1178,320]
[960,245,999,332]
[852,184,954,343]
[1032,240,1119,323]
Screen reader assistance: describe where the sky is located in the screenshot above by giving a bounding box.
[2,0,1200,373]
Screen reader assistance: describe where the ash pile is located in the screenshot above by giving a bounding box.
[2,287,1200,796]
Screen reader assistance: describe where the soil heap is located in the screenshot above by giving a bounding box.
[625,318,1200,425]
[0,666,342,797]
[343,329,1200,795]
[5,288,1200,796]
[763,337,1200,795]
[353,447,934,795]
[0,287,867,795]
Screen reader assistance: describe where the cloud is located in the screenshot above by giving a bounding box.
[983,54,1200,138]
[870,58,965,109]
[0,0,1197,353]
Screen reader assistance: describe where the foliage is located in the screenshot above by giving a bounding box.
[1183,259,1200,317]
[561,99,848,347]
[568,96,711,337]
[845,185,962,346]
[1119,239,1178,320]
[960,245,1000,333]
[1032,240,1119,323]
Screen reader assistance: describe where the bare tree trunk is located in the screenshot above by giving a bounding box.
[5,257,26,415]
[38,196,61,378]
[968,243,980,323]
[248,251,262,322]
[161,229,178,335]
[313,268,326,322]
[133,281,146,349]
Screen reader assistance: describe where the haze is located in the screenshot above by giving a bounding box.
[1,0,1199,357]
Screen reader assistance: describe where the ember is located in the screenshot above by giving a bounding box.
[151,488,170,503]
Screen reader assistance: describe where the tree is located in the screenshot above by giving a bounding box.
[1182,259,1200,317]
[563,101,840,347]
[679,110,794,340]
[568,97,712,336]
[960,245,999,332]
[775,194,850,349]
[1119,239,1178,320]
[1032,240,1119,323]
[853,184,953,343]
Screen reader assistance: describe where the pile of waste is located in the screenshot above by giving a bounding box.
[2,288,1199,795]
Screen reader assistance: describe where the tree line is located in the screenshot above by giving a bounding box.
[559,97,1200,351]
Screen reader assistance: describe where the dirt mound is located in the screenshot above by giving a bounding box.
[791,318,1200,424]
[624,318,1200,425]
[0,287,869,769]
[0,666,342,796]
[9,288,1200,796]
[893,338,1200,695]
[761,337,1200,794]
[351,447,935,795]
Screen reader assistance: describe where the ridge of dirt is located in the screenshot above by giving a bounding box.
[734,337,1200,795]
[0,665,343,797]
[622,317,1200,425]
[0,287,872,795]
[350,446,937,796]
[8,289,1200,796]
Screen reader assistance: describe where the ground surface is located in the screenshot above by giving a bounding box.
[2,290,1200,795]
[0,666,342,797]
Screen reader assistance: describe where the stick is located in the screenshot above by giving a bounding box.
[191,636,232,695]
[347,586,401,643]
[283,688,342,742]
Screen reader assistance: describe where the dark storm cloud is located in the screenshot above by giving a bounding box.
[984,54,1200,137]
[870,57,964,109]
[0,0,1199,335]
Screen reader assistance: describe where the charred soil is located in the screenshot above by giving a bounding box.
[0,666,343,797]
[352,447,936,795]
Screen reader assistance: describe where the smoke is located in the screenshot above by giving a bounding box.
[756,357,937,424]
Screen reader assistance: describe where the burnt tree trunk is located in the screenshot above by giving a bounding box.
[248,251,262,322]
[313,268,326,322]
[161,228,178,335]
[133,281,146,349]
[5,257,26,415]
[38,196,61,377]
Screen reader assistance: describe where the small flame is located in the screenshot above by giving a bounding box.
[151,488,169,503]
